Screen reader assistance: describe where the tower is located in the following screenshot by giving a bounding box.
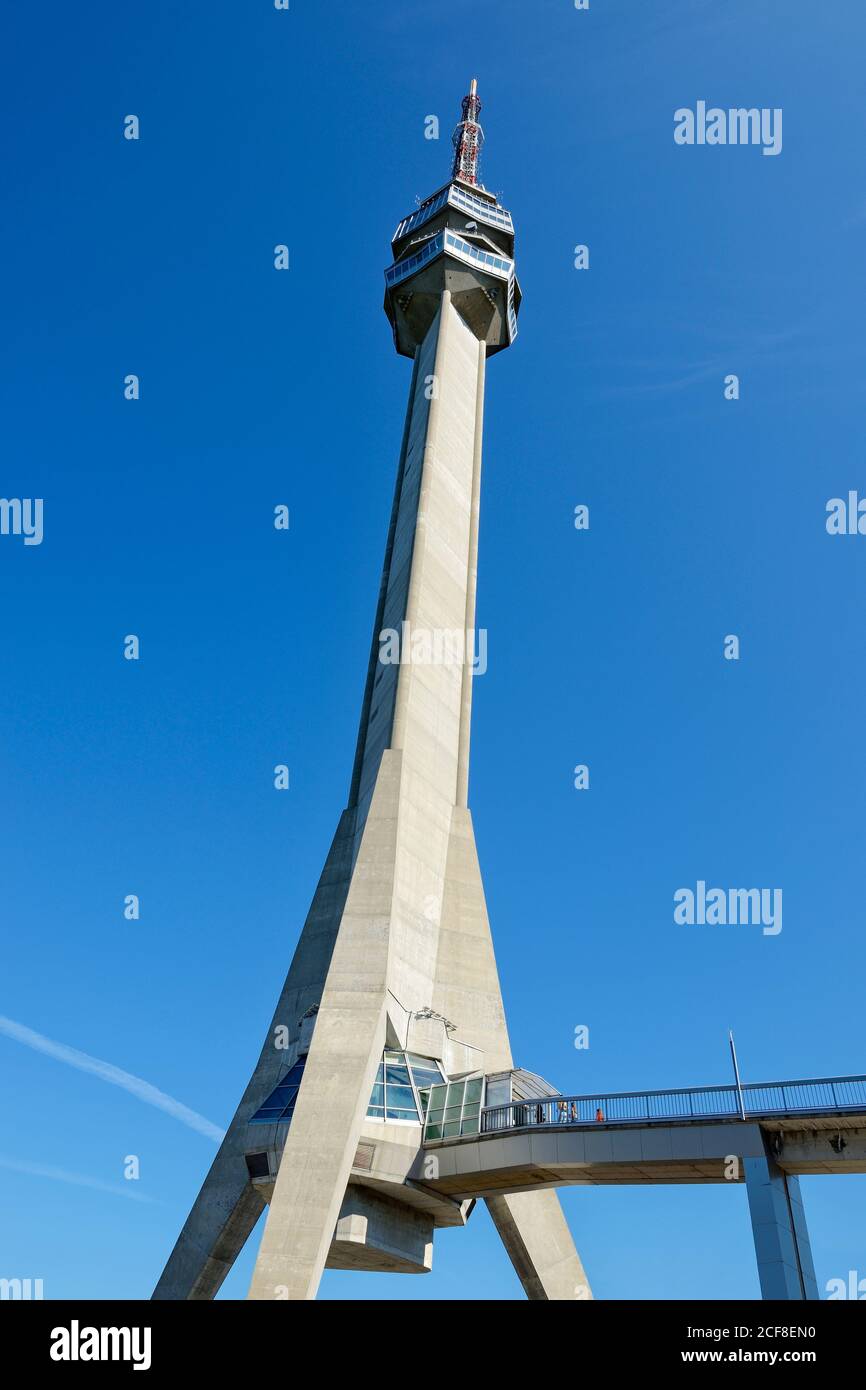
[153,80,590,1302]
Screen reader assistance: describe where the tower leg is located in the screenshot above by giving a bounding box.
[745,1151,818,1300]
[487,1191,593,1300]
[152,809,362,1300]
[246,1012,387,1300]
[433,809,592,1300]
[247,752,402,1300]
[153,1147,265,1300]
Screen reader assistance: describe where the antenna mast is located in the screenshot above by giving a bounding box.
[451,77,485,186]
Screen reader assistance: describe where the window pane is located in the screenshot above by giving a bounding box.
[386,1085,416,1110]
[385,1065,411,1087]
[369,1084,385,1106]
[410,1067,442,1088]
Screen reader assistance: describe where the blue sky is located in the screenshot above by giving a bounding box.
[1,0,864,1300]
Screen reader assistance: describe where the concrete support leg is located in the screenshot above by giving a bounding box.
[487,1191,593,1301]
[152,809,361,1301]
[153,1149,265,1300]
[246,1014,386,1300]
[745,1153,818,1300]
[246,754,401,1301]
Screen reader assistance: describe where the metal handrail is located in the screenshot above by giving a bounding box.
[476,1074,866,1137]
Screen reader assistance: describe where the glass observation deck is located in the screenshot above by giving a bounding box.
[384,231,519,345]
[393,181,514,244]
[385,231,514,288]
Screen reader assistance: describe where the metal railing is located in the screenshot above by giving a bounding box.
[478,1075,866,1136]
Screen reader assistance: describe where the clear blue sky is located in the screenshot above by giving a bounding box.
[1,0,864,1301]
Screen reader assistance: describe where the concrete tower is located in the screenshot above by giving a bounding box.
[153,81,590,1302]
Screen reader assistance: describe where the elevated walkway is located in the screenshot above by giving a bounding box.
[410,1072,866,1300]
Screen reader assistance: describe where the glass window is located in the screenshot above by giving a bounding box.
[412,1071,442,1091]
[366,1051,446,1123]
[422,1075,486,1141]
[385,1064,411,1086]
[387,1085,416,1109]
[249,1058,307,1125]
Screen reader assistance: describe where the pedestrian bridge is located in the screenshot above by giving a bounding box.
[409,1072,866,1300]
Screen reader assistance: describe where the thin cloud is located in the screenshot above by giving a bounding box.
[0,1154,161,1204]
[0,1015,224,1144]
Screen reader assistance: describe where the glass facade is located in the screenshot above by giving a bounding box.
[384,232,444,287]
[393,187,450,242]
[449,182,512,231]
[366,1051,446,1123]
[423,1076,485,1141]
[385,232,517,341]
[248,1057,306,1125]
[507,273,518,343]
[393,182,514,244]
[443,231,513,278]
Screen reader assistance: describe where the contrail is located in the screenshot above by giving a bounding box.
[0,1015,225,1143]
[0,1155,161,1204]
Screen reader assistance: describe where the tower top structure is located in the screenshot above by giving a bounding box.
[384,79,521,359]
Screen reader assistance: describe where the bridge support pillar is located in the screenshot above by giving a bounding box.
[744,1148,818,1300]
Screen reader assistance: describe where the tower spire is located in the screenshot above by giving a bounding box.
[451,77,485,186]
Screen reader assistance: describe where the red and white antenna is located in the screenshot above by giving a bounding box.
[451,78,485,186]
